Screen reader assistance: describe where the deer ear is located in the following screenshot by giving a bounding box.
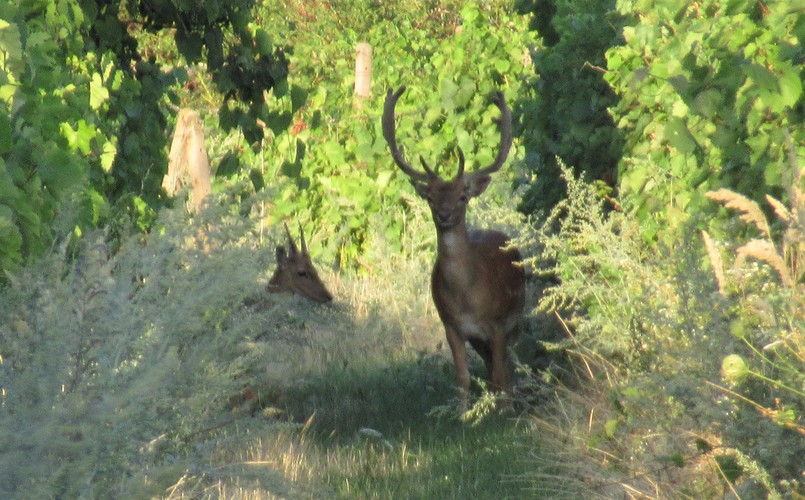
[275,246,288,266]
[468,174,492,197]
[412,181,430,200]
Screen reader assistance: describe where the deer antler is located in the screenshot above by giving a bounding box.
[382,86,433,182]
[473,91,512,178]
[383,87,510,182]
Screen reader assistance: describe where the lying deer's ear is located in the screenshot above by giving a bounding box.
[467,173,492,198]
[275,246,288,266]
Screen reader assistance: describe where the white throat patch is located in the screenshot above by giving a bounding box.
[442,232,458,252]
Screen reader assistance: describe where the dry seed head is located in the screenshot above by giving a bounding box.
[735,238,792,287]
[706,189,771,238]
[702,230,727,296]
[765,195,792,224]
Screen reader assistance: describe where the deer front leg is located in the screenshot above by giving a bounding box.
[445,326,470,412]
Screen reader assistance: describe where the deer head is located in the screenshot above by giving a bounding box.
[382,85,524,411]
[382,85,512,231]
[268,223,333,304]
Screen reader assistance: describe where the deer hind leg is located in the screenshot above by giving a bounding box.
[468,338,493,378]
[445,326,470,411]
[489,328,514,397]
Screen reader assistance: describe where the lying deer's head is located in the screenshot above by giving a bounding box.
[268,224,333,303]
[382,86,512,231]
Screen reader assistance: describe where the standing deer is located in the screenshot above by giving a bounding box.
[382,86,525,410]
[268,223,333,303]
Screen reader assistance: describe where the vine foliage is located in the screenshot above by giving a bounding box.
[0,0,288,277]
[605,0,805,241]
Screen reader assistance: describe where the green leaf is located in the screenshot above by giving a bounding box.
[264,111,292,136]
[281,159,302,178]
[100,139,117,173]
[0,111,10,155]
[440,79,458,111]
[743,63,777,91]
[721,354,749,383]
[175,29,203,63]
[216,152,240,177]
[0,159,18,203]
[89,72,109,110]
[663,118,698,153]
[290,85,307,113]
[82,187,108,224]
[375,170,393,189]
[714,455,742,484]
[37,147,84,194]
[460,5,479,24]
[254,28,273,56]
[604,419,619,439]
[693,89,722,118]
[0,203,23,267]
[249,168,265,191]
[204,26,224,70]
[778,68,803,107]
[455,76,475,109]
[494,59,510,73]
[60,120,96,155]
[663,454,686,468]
[0,19,22,64]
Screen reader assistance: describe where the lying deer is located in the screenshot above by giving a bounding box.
[267,224,333,304]
[382,86,526,411]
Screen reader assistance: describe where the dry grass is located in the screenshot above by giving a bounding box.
[707,183,804,289]
[706,189,771,238]
[519,318,726,500]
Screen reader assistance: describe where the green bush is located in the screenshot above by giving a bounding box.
[0,0,289,278]
[516,0,625,213]
[605,0,805,242]
[532,163,804,496]
[0,198,381,496]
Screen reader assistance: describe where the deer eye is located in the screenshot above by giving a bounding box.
[459,194,468,203]
[297,270,308,278]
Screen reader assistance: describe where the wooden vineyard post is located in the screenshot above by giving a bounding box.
[354,42,372,107]
[162,108,212,212]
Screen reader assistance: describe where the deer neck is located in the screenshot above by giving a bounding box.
[435,223,476,286]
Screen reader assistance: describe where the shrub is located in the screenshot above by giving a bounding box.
[529,162,804,497]
[516,0,625,214]
[0,198,382,496]
[605,0,805,243]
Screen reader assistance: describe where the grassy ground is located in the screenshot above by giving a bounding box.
[1,195,561,499]
[170,355,548,499]
[148,220,561,499]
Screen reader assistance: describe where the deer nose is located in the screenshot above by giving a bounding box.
[435,209,452,224]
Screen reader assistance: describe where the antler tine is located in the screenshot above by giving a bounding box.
[284,222,298,255]
[382,86,431,183]
[475,91,512,177]
[298,223,307,254]
[418,156,436,177]
[453,147,465,180]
